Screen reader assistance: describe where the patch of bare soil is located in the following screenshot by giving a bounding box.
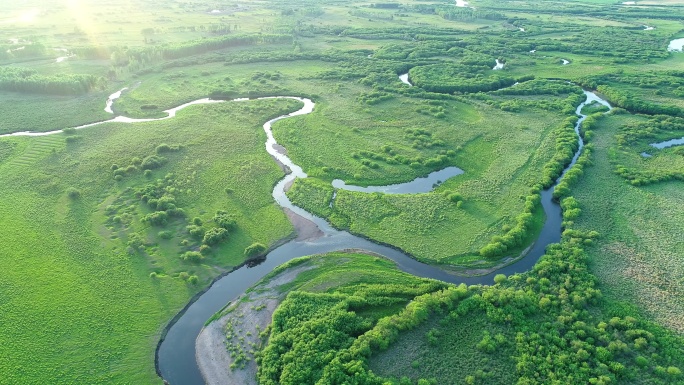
[196,263,316,385]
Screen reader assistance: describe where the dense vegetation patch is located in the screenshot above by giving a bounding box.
[258,123,684,384]
[409,63,528,94]
[0,67,104,95]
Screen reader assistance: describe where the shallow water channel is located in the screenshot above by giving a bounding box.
[642,134,684,157]
[651,136,684,149]
[0,83,611,385]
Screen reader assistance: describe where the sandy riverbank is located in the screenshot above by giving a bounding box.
[195,263,315,385]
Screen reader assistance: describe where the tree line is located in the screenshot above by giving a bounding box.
[0,67,103,95]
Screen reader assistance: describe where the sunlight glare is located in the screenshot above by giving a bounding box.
[19,9,40,23]
[65,0,100,45]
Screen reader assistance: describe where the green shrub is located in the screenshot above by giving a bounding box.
[180,251,204,263]
[203,227,228,245]
[141,211,169,226]
[447,192,463,203]
[186,225,205,239]
[66,187,81,199]
[154,195,176,211]
[214,211,237,231]
[476,331,496,353]
[141,155,167,170]
[155,143,181,153]
[244,243,267,257]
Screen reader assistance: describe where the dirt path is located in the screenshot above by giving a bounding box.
[196,262,316,385]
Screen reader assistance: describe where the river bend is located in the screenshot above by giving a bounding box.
[0,84,611,385]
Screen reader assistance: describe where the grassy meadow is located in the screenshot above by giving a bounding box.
[369,309,517,384]
[573,114,684,333]
[0,98,300,384]
[285,96,566,265]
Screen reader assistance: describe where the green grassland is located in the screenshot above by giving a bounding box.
[285,96,567,265]
[254,108,684,385]
[0,90,113,133]
[0,0,285,48]
[369,309,517,384]
[112,59,335,118]
[573,114,684,333]
[0,98,299,384]
[261,252,442,304]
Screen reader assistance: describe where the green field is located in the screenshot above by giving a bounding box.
[573,114,684,333]
[283,89,572,265]
[0,98,299,383]
[369,309,517,384]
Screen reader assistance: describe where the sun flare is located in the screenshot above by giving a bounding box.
[19,9,40,23]
[65,0,100,44]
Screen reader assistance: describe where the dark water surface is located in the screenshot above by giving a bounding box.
[332,167,464,194]
[651,136,684,149]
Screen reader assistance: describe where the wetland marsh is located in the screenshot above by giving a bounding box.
[1,0,683,384]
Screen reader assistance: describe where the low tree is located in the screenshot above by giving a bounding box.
[244,243,267,257]
[203,227,228,246]
[66,187,81,199]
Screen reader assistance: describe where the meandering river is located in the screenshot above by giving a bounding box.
[0,81,612,385]
[158,87,611,383]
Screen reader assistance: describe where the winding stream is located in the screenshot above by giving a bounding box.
[105,88,128,114]
[0,82,611,385]
[159,87,611,383]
